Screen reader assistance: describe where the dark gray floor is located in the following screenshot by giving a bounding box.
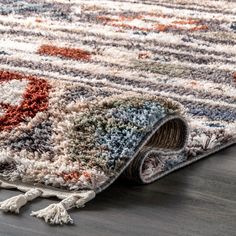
[0,145,235,236]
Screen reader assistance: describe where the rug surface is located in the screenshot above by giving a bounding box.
[0,0,236,225]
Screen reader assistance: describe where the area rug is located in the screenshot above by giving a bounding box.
[0,0,235,225]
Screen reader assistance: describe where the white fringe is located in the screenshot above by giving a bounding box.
[0,188,42,214]
[31,202,73,225]
[31,190,96,225]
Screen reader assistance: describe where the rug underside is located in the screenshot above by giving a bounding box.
[0,0,235,225]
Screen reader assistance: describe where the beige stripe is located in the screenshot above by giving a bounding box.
[1,49,236,103]
[2,25,236,64]
[74,0,236,22]
[0,63,236,111]
[0,16,235,59]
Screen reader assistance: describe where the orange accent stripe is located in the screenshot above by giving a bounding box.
[154,24,169,32]
[189,25,209,31]
[172,19,201,25]
[62,171,81,181]
[98,14,208,32]
[38,44,91,61]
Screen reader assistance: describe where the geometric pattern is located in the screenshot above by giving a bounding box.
[0,0,235,196]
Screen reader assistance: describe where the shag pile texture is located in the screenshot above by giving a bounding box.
[0,0,236,224]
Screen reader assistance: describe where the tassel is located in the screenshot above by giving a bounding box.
[31,201,73,225]
[0,188,42,214]
[31,190,96,225]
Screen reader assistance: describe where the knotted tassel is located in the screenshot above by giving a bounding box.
[0,188,42,214]
[31,190,96,225]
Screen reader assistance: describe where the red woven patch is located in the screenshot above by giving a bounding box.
[38,44,91,61]
[0,71,51,131]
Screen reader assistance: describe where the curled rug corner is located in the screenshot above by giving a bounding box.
[0,0,236,225]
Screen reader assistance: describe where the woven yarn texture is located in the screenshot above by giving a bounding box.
[0,0,236,195]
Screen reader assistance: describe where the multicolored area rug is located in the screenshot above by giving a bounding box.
[0,0,235,225]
